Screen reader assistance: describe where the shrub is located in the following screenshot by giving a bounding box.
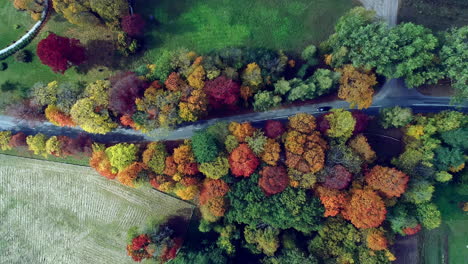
[14,50,32,63]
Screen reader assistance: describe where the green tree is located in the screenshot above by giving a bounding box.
[244,226,280,257]
[173,243,228,264]
[150,49,174,81]
[387,203,419,235]
[26,133,48,157]
[226,173,324,233]
[273,78,292,95]
[105,143,138,173]
[311,69,340,96]
[439,26,468,103]
[403,180,434,204]
[440,128,468,151]
[31,81,58,106]
[379,107,413,129]
[262,248,318,264]
[192,130,220,163]
[308,217,362,264]
[253,91,282,111]
[245,130,267,155]
[325,109,356,140]
[199,157,230,179]
[416,202,441,229]
[434,146,464,171]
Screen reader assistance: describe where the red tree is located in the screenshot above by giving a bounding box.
[263,120,285,139]
[204,76,240,109]
[316,113,331,134]
[403,224,422,235]
[229,144,259,177]
[121,14,146,37]
[351,110,370,135]
[109,72,148,115]
[323,165,353,190]
[9,132,27,147]
[199,179,230,205]
[258,166,289,196]
[37,33,86,73]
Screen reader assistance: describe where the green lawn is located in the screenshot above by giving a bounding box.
[0,154,194,263]
[420,183,468,264]
[0,146,90,166]
[0,1,34,48]
[135,0,358,61]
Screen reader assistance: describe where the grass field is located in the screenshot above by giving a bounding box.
[135,0,358,59]
[0,154,194,264]
[0,146,90,166]
[420,184,468,264]
[0,1,34,48]
[398,0,468,31]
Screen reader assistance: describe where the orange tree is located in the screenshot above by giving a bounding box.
[365,165,409,198]
[343,188,387,229]
[337,64,377,109]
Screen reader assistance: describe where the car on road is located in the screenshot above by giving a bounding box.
[317,106,332,112]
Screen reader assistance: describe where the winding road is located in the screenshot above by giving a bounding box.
[0,0,466,142]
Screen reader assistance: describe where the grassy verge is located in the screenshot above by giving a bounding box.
[0,146,90,166]
[0,154,194,263]
[420,183,468,264]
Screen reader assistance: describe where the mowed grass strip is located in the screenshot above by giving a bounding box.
[0,1,34,48]
[0,154,194,264]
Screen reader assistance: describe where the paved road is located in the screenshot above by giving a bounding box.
[0,78,466,143]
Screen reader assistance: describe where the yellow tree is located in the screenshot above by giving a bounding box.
[337,64,377,109]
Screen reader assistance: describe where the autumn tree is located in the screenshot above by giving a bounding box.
[117,162,146,187]
[109,72,148,115]
[45,105,75,127]
[174,185,199,200]
[288,113,316,134]
[263,120,285,139]
[348,134,376,163]
[178,89,208,122]
[199,157,230,179]
[323,165,353,190]
[352,111,370,134]
[53,0,128,26]
[173,141,198,176]
[142,142,167,174]
[261,138,281,166]
[258,166,289,196]
[229,144,259,177]
[241,63,263,88]
[37,33,86,73]
[0,131,12,151]
[337,64,377,109]
[284,130,327,174]
[365,229,388,251]
[343,189,387,229]
[365,166,409,198]
[70,98,117,134]
[105,143,139,173]
[9,132,27,148]
[204,76,240,109]
[26,133,48,157]
[228,122,255,142]
[11,0,45,20]
[199,179,229,205]
[90,145,117,179]
[323,109,356,140]
[121,14,146,37]
[316,186,349,217]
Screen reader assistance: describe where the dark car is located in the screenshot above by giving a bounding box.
[317,106,332,112]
